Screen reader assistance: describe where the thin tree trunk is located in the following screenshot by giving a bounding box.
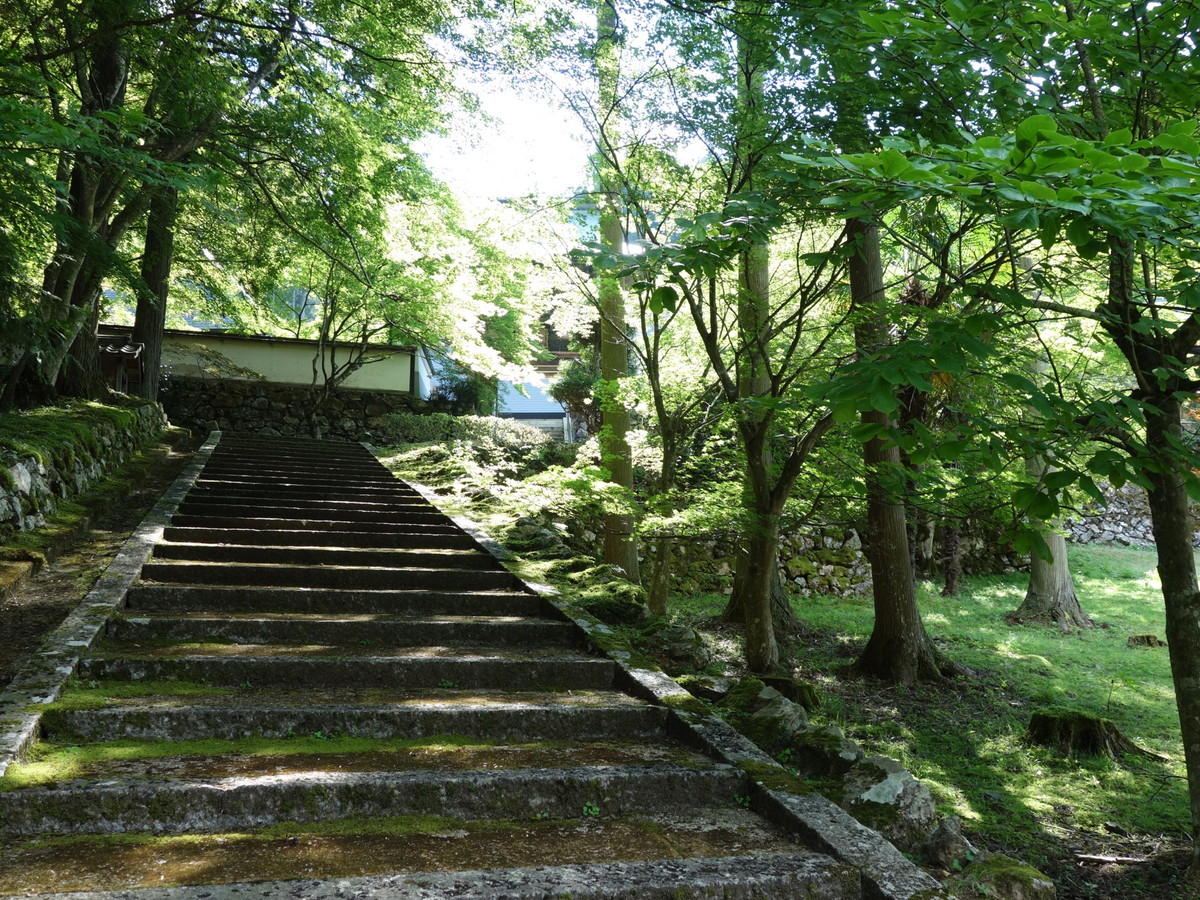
[595,0,639,583]
[940,523,962,597]
[847,217,957,683]
[646,535,672,616]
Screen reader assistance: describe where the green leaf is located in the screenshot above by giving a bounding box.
[1016,114,1057,148]
[648,285,679,315]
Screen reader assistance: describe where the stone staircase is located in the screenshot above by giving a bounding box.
[0,433,940,899]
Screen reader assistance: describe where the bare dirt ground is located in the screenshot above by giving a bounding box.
[0,438,194,690]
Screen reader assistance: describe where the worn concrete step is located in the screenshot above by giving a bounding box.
[198,461,398,480]
[175,499,452,524]
[8,736,703,786]
[198,461,400,478]
[189,482,421,502]
[105,612,581,649]
[162,525,479,550]
[181,491,439,514]
[192,479,419,500]
[0,763,745,836]
[151,542,501,571]
[124,584,547,616]
[41,690,668,743]
[167,514,462,535]
[78,651,619,690]
[138,560,523,591]
[0,820,848,900]
[212,436,373,456]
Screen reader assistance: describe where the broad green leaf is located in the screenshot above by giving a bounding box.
[1016,114,1057,148]
[649,285,679,315]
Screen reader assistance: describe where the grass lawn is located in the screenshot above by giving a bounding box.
[675,542,1190,899]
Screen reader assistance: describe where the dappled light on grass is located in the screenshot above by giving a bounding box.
[766,543,1189,871]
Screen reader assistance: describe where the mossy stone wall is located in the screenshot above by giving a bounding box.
[0,401,167,536]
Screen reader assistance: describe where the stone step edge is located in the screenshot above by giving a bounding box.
[0,432,220,779]
[399,478,945,900]
[0,763,745,836]
[2,853,861,900]
[43,698,669,742]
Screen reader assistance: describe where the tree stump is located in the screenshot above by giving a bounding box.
[1026,708,1162,760]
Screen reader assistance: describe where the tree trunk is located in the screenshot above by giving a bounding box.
[940,523,962,597]
[1143,396,1200,880]
[723,550,799,632]
[595,0,639,583]
[741,514,783,673]
[1017,528,1090,630]
[646,535,673,616]
[1016,359,1090,630]
[133,185,178,400]
[848,217,954,683]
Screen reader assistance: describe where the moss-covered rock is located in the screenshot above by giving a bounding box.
[940,854,1056,899]
[778,725,863,778]
[840,755,937,852]
[646,623,712,675]
[575,580,649,625]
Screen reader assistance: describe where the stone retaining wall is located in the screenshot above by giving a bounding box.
[161,376,449,442]
[1064,480,1200,547]
[0,402,167,535]
[669,528,873,600]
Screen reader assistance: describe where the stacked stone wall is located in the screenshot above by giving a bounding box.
[1064,481,1200,547]
[0,402,167,535]
[160,376,450,443]
[665,528,873,600]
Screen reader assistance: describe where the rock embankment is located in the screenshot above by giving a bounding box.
[1063,481,1200,547]
[0,401,166,536]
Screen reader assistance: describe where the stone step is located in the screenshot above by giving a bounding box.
[151,542,502,571]
[1,824,850,900]
[211,437,374,457]
[190,481,421,502]
[12,735,702,785]
[199,459,386,478]
[181,491,439,514]
[124,584,547,615]
[175,499,452,524]
[193,479,419,498]
[138,560,524,591]
[0,764,744,836]
[166,514,462,535]
[41,690,668,743]
[105,612,581,648]
[162,525,479,550]
[78,651,619,690]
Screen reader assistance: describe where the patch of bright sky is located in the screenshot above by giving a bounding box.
[419,76,592,201]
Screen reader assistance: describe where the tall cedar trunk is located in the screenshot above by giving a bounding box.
[1143,396,1200,879]
[595,0,639,583]
[848,217,948,683]
[133,185,178,400]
